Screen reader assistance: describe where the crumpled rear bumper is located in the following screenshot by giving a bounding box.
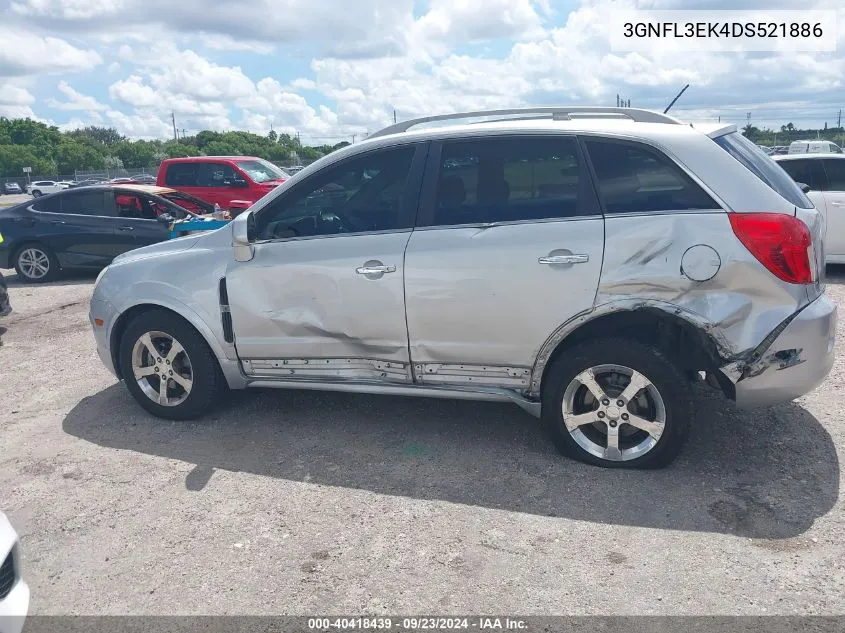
[730,293,837,408]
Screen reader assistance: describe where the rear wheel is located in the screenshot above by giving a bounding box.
[542,338,692,469]
[119,310,223,420]
[31,190,42,197]
[14,244,59,283]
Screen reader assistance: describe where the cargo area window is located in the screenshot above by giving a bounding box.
[585,139,720,214]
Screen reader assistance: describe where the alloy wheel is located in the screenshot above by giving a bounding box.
[131,331,194,406]
[561,363,666,462]
[18,248,51,280]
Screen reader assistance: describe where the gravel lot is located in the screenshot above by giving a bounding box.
[0,267,843,615]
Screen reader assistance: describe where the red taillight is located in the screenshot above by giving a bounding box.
[728,212,812,284]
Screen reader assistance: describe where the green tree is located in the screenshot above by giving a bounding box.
[0,144,55,177]
[66,126,125,147]
[55,140,106,173]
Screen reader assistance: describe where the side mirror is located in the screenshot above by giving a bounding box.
[797,182,811,193]
[232,209,256,262]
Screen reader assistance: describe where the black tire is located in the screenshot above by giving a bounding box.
[31,190,42,197]
[119,309,223,420]
[542,338,693,469]
[13,243,59,283]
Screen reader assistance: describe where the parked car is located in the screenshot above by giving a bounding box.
[89,107,834,469]
[157,156,290,211]
[68,179,104,188]
[0,271,10,317]
[0,185,226,282]
[0,512,29,633]
[774,154,845,263]
[25,181,68,197]
[788,140,843,154]
[2,183,22,195]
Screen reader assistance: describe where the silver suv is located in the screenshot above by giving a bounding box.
[89,107,836,469]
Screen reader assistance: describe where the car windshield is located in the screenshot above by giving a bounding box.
[236,159,289,183]
[714,132,813,209]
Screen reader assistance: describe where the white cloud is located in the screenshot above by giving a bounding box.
[0,27,102,77]
[0,84,35,106]
[46,80,107,110]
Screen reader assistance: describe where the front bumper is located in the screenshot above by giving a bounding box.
[0,580,29,633]
[732,293,837,408]
[89,292,119,378]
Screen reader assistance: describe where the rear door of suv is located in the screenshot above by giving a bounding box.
[403,134,604,390]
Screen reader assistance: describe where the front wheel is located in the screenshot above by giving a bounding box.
[542,338,693,469]
[119,310,223,420]
[31,190,42,197]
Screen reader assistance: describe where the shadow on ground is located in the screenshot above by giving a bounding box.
[1,269,98,287]
[63,383,839,539]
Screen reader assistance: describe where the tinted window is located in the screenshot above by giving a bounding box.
[778,159,828,191]
[256,147,415,240]
[196,163,238,187]
[31,195,61,214]
[823,160,845,191]
[60,191,110,216]
[164,164,199,187]
[431,136,588,226]
[586,140,719,214]
[714,132,813,209]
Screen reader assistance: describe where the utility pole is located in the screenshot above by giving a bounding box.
[351,134,356,144]
[171,112,177,141]
[393,109,397,123]
[616,94,620,107]
[838,109,842,128]
[746,112,751,128]
[180,128,187,140]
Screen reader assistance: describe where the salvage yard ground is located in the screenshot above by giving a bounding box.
[0,267,843,614]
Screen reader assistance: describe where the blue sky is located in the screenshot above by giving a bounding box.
[0,0,843,142]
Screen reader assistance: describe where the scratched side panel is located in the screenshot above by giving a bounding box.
[597,211,807,356]
[226,232,414,368]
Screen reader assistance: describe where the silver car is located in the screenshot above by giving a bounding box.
[89,107,836,469]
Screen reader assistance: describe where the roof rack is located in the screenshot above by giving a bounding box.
[369,107,681,139]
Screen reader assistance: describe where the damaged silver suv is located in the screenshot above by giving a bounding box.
[89,107,836,468]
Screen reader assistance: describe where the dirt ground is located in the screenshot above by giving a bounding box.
[0,266,843,615]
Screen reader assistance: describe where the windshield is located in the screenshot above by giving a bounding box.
[236,159,289,184]
[714,132,813,209]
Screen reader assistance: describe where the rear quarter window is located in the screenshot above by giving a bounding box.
[715,132,813,209]
[585,139,719,214]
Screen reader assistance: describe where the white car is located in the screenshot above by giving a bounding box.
[774,154,845,263]
[26,181,68,197]
[788,140,843,154]
[0,513,29,633]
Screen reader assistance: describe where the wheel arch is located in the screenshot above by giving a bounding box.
[110,301,227,381]
[531,302,734,398]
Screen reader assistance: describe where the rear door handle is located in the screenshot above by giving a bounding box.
[356,265,396,275]
[119,226,135,232]
[539,254,589,265]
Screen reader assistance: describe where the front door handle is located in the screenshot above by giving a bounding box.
[119,225,135,231]
[50,221,66,225]
[356,264,396,275]
[539,254,589,265]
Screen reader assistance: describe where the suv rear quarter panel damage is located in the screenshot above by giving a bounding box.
[530,211,810,394]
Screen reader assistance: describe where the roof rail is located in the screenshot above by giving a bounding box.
[369,107,681,139]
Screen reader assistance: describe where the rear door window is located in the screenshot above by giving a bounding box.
[426,135,595,227]
[585,139,719,214]
[164,164,199,187]
[196,163,239,187]
[715,132,813,208]
[60,191,112,216]
[778,159,828,192]
[822,160,845,192]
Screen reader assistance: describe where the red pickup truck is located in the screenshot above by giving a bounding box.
[156,156,290,215]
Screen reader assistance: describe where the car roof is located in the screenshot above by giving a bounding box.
[112,184,176,195]
[161,156,261,163]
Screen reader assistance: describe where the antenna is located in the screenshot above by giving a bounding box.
[663,84,689,114]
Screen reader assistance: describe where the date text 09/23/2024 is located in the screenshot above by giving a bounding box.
[307,617,528,630]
